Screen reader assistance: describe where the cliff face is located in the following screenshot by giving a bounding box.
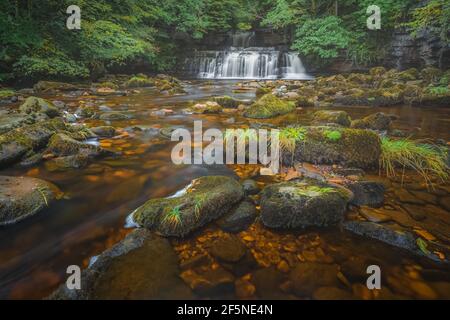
[385,27,450,70]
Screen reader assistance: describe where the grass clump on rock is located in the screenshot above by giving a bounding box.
[380,137,449,187]
[133,176,244,237]
[244,94,295,119]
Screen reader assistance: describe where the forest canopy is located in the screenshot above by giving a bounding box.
[1,0,449,82]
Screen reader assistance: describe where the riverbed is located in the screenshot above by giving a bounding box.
[0,80,449,299]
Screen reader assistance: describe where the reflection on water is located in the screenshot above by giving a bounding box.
[0,80,449,299]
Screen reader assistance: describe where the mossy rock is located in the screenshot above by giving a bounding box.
[75,105,96,118]
[244,94,295,119]
[347,73,372,84]
[350,112,392,131]
[369,67,387,77]
[19,96,60,118]
[90,126,116,137]
[133,176,244,237]
[312,110,351,127]
[47,133,100,157]
[260,179,350,229]
[33,81,78,93]
[45,154,90,171]
[288,126,381,169]
[124,76,155,88]
[0,89,16,100]
[396,68,419,81]
[256,87,271,95]
[211,96,244,108]
[92,81,119,89]
[420,67,442,83]
[0,118,67,168]
[0,176,60,225]
[99,111,132,121]
[0,114,31,134]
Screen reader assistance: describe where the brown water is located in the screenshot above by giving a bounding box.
[0,80,449,299]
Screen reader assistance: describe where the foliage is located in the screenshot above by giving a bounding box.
[291,16,350,65]
[279,126,306,155]
[161,205,183,229]
[380,137,449,187]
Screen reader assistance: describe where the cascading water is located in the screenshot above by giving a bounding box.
[184,32,312,80]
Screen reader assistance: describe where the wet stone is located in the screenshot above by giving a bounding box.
[180,266,235,297]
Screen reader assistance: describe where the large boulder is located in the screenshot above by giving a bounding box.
[0,176,60,225]
[260,179,350,229]
[133,176,244,237]
[49,229,193,299]
[244,94,295,119]
[312,110,351,127]
[19,97,60,118]
[286,126,381,169]
[0,114,31,134]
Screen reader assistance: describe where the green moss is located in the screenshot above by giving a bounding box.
[212,95,241,108]
[244,94,295,119]
[0,89,15,99]
[125,75,154,88]
[279,126,306,155]
[287,126,381,168]
[324,130,342,141]
[312,110,351,127]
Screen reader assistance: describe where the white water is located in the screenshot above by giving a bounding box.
[184,32,312,80]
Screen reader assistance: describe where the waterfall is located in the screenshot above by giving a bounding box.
[184,32,312,80]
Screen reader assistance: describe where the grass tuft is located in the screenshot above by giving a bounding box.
[161,205,183,230]
[380,137,448,187]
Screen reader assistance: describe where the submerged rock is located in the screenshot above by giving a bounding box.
[133,176,244,237]
[90,126,117,137]
[189,101,222,114]
[19,96,60,118]
[99,111,131,121]
[312,110,351,127]
[0,176,60,225]
[343,221,418,253]
[260,179,350,229]
[244,94,295,119]
[346,181,385,208]
[216,200,256,233]
[49,229,193,299]
[290,263,340,297]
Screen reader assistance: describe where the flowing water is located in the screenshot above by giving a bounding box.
[183,32,312,80]
[0,80,449,299]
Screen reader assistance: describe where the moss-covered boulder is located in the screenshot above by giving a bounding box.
[0,89,17,101]
[90,126,116,137]
[46,133,100,157]
[0,176,60,225]
[133,176,244,237]
[244,94,295,119]
[312,110,351,127]
[369,66,387,77]
[19,97,60,118]
[124,75,155,88]
[285,126,381,169]
[0,114,31,134]
[260,179,350,229]
[45,154,90,171]
[0,118,66,168]
[212,96,245,108]
[33,81,78,93]
[350,112,392,131]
